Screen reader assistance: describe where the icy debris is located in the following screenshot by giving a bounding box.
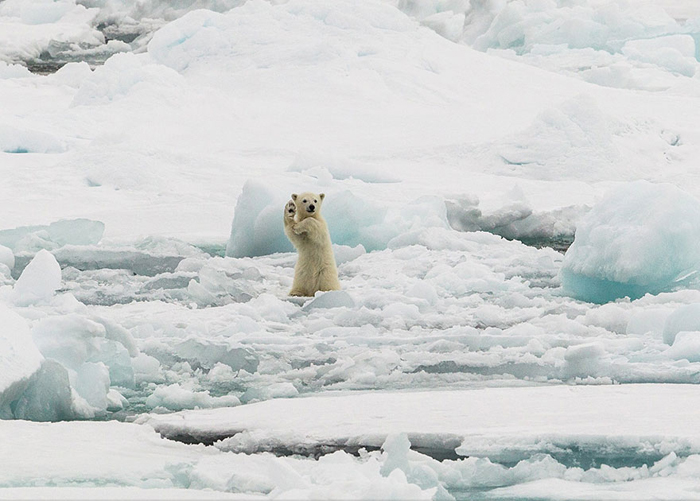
[145,383,241,411]
[12,249,62,306]
[241,382,299,403]
[174,338,259,374]
[626,308,671,337]
[666,332,700,362]
[131,352,164,384]
[662,303,700,345]
[561,181,700,303]
[51,248,185,276]
[446,194,583,242]
[0,304,43,418]
[622,34,697,77]
[399,0,680,51]
[0,0,103,64]
[0,244,14,270]
[334,244,366,265]
[88,340,135,387]
[380,433,413,477]
[302,290,356,311]
[74,361,111,412]
[0,218,104,253]
[142,273,195,292]
[187,278,218,307]
[107,388,128,411]
[563,342,606,377]
[399,0,698,90]
[28,312,135,415]
[0,61,31,78]
[92,315,138,356]
[12,359,74,421]
[48,61,93,87]
[32,314,105,369]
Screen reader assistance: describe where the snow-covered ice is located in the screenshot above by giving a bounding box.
[4,0,700,498]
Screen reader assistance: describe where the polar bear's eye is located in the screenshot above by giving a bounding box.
[302,199,307,203]
[314,199,317,203]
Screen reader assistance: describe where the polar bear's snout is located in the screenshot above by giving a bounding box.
[307,204,316,213]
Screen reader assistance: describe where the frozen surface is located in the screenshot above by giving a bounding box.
[0,420,435,500]
[4,0,700,498]
[561,181,700,303]
[8,387,700,500]
[141,384,700,462]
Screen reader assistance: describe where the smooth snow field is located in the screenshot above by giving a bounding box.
[4,0,700,499]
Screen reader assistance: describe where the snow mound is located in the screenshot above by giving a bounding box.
[488,94,681,181]
[302,290,356,311]
[145,383,241,411]
[561,181,700,303]
[663,303,700,345]
[226,180,449,258]
[0,245,14,270]
[0,124,66,153]
[72,52,183,106]
[147,1,416,73]
[622,34,697,77]
[0,61,31,78]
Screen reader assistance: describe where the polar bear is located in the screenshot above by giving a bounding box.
[283,192,341,297]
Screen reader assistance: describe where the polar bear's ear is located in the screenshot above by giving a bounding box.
[319,193,325,201]
[291,193,298,201]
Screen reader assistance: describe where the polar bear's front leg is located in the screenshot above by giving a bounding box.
[292,218,316,236]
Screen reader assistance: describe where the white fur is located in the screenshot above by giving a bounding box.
[284,192,341,297]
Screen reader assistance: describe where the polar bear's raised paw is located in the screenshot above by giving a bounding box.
[285,200,296,219]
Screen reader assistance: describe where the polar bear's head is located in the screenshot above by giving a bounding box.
[292,192,325,220]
